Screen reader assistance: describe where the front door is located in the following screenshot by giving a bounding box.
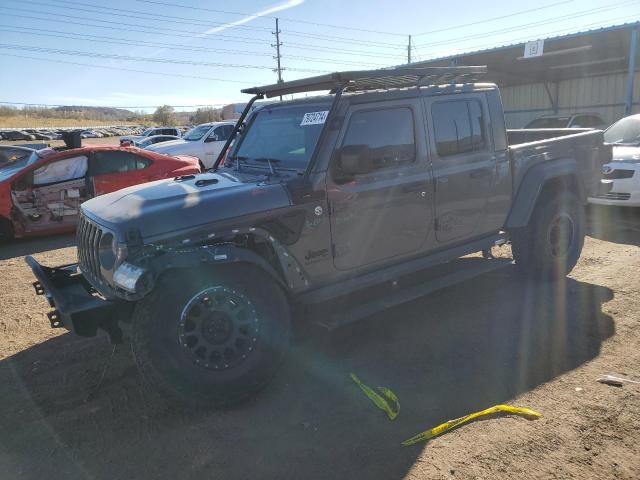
[11,154,89,233]
[327,100,433,271]
[424,95,496,243]
[203,125,234,168]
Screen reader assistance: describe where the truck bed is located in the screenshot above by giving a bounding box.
[507,128,611,200]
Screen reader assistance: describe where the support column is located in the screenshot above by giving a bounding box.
[625,26,638,116]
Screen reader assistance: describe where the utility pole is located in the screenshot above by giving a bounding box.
[407,35,412,64]
[272,18,284,83]
[272,18,284,100]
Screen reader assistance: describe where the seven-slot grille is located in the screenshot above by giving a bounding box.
[77,213,104,281]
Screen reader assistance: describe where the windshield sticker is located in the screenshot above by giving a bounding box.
[300,111,329,126]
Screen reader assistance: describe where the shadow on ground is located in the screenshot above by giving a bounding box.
[0,265,614,480]
[0,233,75,261]
[587,205,640,246]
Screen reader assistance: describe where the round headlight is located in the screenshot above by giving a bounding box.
[98,232,117,270]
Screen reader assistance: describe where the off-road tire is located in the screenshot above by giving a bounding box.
[511,190,585,279]
[130,265,291,409]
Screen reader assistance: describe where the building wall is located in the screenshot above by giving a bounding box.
[501,71,640,128]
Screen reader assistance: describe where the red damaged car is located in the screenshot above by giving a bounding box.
[0,145,200,239]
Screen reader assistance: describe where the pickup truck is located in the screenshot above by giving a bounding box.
[26,67,611,409]
[146,121,236,168]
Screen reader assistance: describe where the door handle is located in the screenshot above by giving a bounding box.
[436,177,449,184]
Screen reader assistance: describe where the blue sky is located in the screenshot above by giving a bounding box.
[0,0,638,112]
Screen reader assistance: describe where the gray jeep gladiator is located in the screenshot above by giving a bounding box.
[26,67,611,408]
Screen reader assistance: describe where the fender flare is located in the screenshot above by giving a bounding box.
[148,245,288,290]
[505,158,583,229]
[144,227,309,295]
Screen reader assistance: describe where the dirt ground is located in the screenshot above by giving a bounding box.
[0,206,639,480]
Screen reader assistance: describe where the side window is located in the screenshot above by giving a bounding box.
[33,155,88,185]
[573,115,604,128]
[432,99,486,157]
[213,125,233,141]
[341,107,416,171]
[91,151,147,175]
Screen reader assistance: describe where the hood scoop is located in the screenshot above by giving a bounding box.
[195,178,219,187]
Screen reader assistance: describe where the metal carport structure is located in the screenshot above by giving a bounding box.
[408,22,640,127]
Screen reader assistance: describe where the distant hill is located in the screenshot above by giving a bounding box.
[52,105,137,120]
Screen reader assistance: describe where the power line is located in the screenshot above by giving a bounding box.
[414,0,575,36]
[131,0,408,37]
[2,2,404,50]
[414,0,638,49]
[0,10,403,59]
[0,26,389,67]
[0,43,330,73]
[34,0,406,48]
[2,53,257,84]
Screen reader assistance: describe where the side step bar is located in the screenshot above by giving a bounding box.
[316,257,513,331]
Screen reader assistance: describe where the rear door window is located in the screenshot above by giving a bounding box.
[431,100,485,157]
[90,151,149,175]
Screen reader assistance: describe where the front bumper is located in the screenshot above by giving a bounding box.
[25,256,132,342]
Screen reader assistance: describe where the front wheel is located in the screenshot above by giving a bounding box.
[510,190,585,279]
[130,266,291,409]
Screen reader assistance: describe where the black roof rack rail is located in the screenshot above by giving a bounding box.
[241,66,487,98]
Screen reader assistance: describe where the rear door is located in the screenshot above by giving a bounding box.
[423,95,496,244]
[327,99,433,271]
[89,150,153,195]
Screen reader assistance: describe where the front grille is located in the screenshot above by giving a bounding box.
[77,213,103,281]
[595,192,632,201]
[603,169,635,180]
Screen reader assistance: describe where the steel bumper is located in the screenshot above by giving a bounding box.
[25,255,130,341]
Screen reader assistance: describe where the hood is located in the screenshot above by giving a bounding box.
[146,139,190,152]
[611,145,640,163]
[81,171,291,240]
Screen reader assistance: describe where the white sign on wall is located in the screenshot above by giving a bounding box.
[524,39,545,58]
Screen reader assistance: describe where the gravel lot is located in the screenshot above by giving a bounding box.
[0,206,639,480]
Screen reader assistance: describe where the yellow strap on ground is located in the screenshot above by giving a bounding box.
[402,404,541,446]
[350,373,400,420]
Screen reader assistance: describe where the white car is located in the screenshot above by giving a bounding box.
[146,122,236,168]
[120,127,181,146]
[589,114,640,207]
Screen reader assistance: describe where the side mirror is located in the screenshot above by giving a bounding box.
[334,144,372,182]
[205,135,219,143]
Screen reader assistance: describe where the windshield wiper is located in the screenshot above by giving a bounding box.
[253,158,282,176]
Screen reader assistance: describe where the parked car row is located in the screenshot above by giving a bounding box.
[0,125,192,142]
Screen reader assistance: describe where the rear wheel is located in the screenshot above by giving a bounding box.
[511,190,585,279]
[130,266,291,409]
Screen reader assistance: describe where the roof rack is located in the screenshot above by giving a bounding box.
[241,66,487,98]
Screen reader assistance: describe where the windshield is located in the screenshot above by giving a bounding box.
[525,117,571,128]
[0,151,40,181]
[183,125,212,141]
[141,129,154,137]
[604,116,640,145]
[231,104,329,170]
